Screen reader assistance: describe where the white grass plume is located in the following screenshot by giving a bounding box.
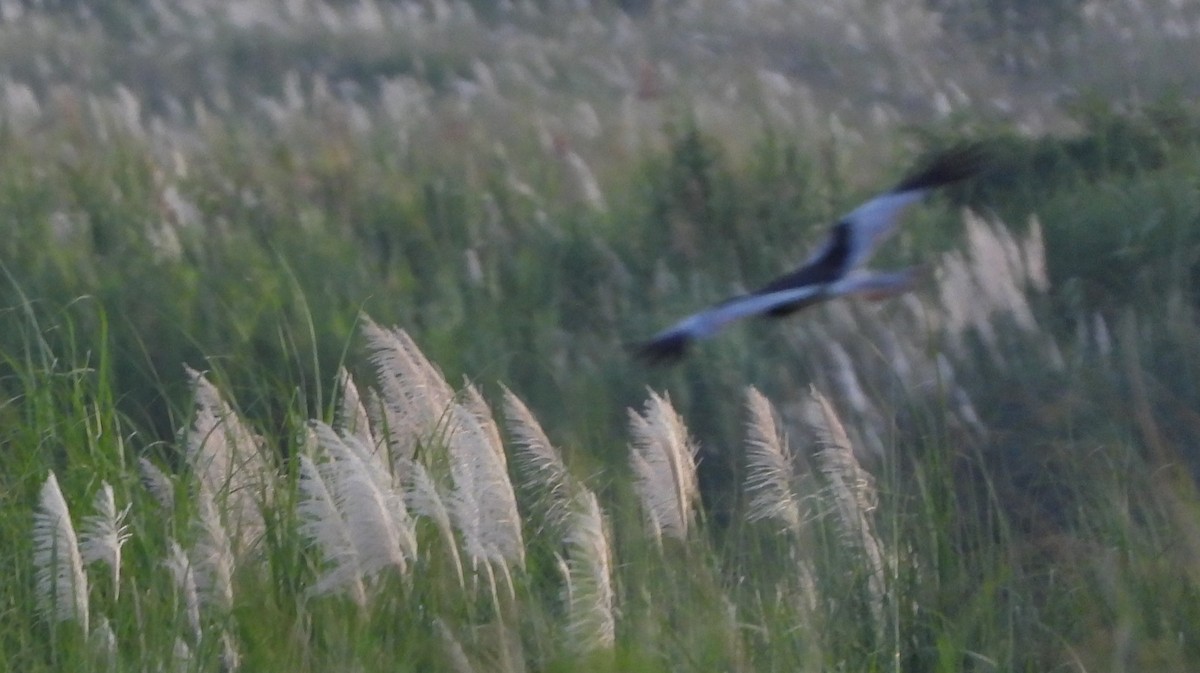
[296,452,367,606]
[404,458,465,588]
[628,390,698,541]
[306,421,416,585]
[361,316,454,462]
[91,615,117,668]
[501,385,574,536]
[337,366,376,450]
[33,471,89,631]
[435,618,477,673]
[743,387,802,533]
[561,491,615,653]
[79,481,131,600]
[936,211,1051,366]
[190,484,235,612]
[185,367,271,554]
[164,539,202,641]
[464,382,507,466]
[171,637,192,673]
[446,403,525,569]
[804,388,886,627]
[138,457,175,510]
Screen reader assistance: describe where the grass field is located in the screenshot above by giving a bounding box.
[3,0,1200,671]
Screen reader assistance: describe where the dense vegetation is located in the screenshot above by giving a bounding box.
[2,0,1200,671]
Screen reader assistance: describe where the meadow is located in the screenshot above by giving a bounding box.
[3,0,1200,670]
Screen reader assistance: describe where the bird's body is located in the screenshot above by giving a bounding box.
[635,144,984,364]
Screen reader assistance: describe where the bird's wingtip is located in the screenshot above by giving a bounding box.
[630,331,692,366]
[892,141,989,193]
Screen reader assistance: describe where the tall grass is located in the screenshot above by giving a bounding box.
[1,0,1200,671]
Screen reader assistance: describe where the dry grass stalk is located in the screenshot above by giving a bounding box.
[33,471,89,632]
[743,387,803,533]
[628,390,699,541]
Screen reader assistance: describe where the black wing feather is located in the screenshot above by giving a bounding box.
[891,142,988,193]
[632,332,692,365]
[753,221,852,317]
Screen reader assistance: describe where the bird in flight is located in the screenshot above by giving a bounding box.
[634,143,985,364]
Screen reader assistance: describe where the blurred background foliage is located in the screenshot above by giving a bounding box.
[1,0,1200,667]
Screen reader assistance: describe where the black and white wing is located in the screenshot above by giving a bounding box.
[746,144,982,317]
[634,269,921,364]
[633,143,985,364]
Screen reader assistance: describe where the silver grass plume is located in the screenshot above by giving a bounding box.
[561,491,615,653]
[296,452,367,606]
[743,387,802,533]
[171,637,192,673]
[628,390,699,541]
[220,629,241,672]
[936,211,1051,367]
[91,616,117,669]
[501,385,574,537]
[164,539,202,641]
[961,210,1038,335]
[33,471,89,631]
[185,367,271,554]
[190,484,235,612]
[360,316,454,463]
[446,402,525,570]
[79,481,131,600]
[305,421,416,585]
[404,458,465,588]
[805,388,886,627]
[1023,215,1049,292]
[337,367,376,451]
[435,618,478,673]
[138,457,175,510]
[464,383,508,467]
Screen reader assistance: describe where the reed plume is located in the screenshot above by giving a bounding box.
[361,316,454,463]
[33,471,89,632]
[297,452,367,605]
[304,421,416,586]
[185,367,272,555]
[446,402,525,570]
[404,458,465,588]
[805,388,886,627]
[79,481,130,600]
[337,366,376,450]
[502,385,574,537]
[628,390,698,541]
[743,387,802,533]
[164,539,202,641]
[562,490,615,653]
